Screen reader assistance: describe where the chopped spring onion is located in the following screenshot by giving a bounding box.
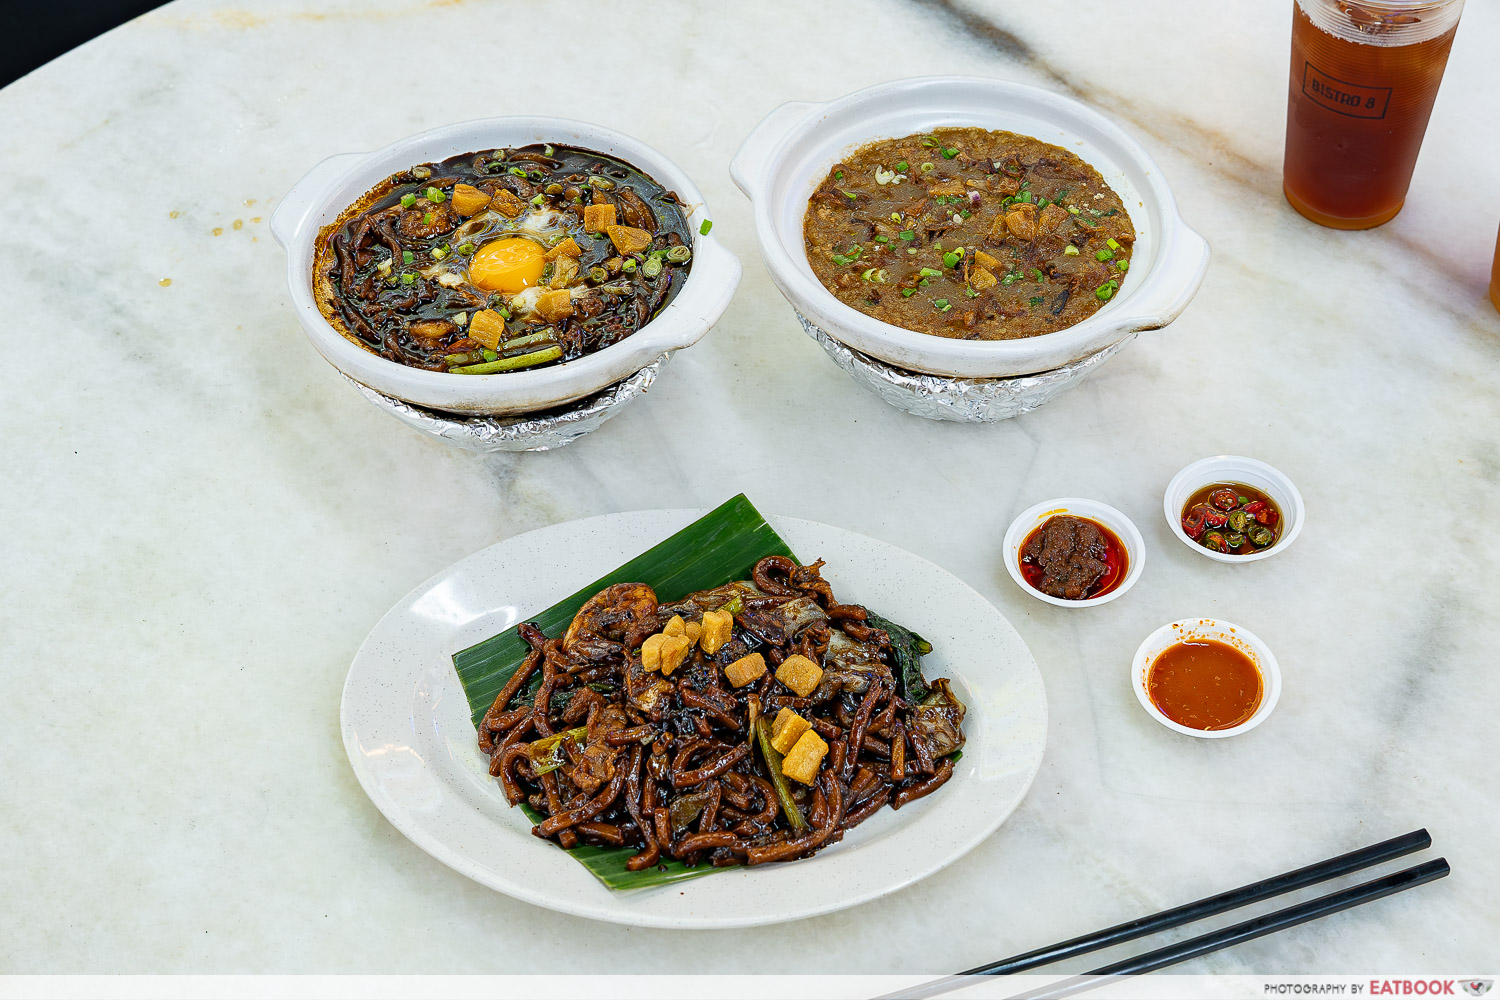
[890,212,901,222]
[895,160,909,172]
[458,242,475,255]
[918,267,942,278]
[508,167,527,177]
[842,190,858,200]
[1064,245,1080,255]
[835,170,844,181]
[1106,238,1121,251]
[423,212,434,225]
[933,298,951,311]
[501,330,556,352]
[642,255,663,278]
[965,286,979,298]
[942,147,958,159]
[874,235,891,244]
[942,251,961,269]
[699,219,713,236]
[919,162,935,173]
[1096,249,1114,262]
[621,258,637,272]
[1117,259,1129,272]
[665,245,692,263]
[531,194,545,206]
[401,250,414,265]
[921,136,938,147]
[400,273,415,285]
[425,187,445,203]
[1029,296,1043,308]
[1096,280,1120,301]
[901,288,916,297]
[400,193,417,208]
[898,230,916,241]
[450,346,563,375]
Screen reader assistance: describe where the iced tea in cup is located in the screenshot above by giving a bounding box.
[1283,0,1463,230]
[1490,221,1500,314]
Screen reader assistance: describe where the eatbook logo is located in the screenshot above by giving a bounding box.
[1462,982,1493,997]
[1302,61,1392,119]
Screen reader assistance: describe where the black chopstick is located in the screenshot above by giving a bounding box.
[1008,857,1450,1000]
[875,829,1433,1000]
[968,827,1430,975]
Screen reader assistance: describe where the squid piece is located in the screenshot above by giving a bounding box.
[561,582,659,657]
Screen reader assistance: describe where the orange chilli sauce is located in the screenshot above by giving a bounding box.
[1147,640,1263,731]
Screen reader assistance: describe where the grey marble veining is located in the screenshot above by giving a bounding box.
[1,0,1497,975]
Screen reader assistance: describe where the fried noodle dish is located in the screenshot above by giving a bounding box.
[477,556,967,869]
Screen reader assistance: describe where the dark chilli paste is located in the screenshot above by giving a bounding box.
[1180,483,1283,555]
[804,127,1136,340]
[1019,515,1128,600]
[313,145,695,374]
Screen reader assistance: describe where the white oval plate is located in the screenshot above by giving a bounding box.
[340,509,1047,928]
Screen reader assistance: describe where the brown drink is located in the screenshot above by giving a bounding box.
[1283,0,1463,229]
[1490,222,1500,314]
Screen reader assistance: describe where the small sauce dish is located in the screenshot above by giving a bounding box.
[1003,498,1146,608]
[1131,618,1281,739]
[1164,456,1305,563]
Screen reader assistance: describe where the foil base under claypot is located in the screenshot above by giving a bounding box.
[341,354,669,452]
[798,313,1132,423]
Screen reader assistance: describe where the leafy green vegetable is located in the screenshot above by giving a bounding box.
[866,610,931,703]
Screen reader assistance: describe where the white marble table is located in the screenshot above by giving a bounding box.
[3,0,1497,975]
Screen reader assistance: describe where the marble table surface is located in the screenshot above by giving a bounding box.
[3,0,1497,976]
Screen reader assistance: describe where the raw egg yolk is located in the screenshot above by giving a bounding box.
[469,238,546,293]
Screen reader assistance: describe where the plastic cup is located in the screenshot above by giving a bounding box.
[1283,0,1464,230]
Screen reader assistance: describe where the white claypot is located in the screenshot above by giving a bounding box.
[731,77,1210,378]
[272,117,741,415]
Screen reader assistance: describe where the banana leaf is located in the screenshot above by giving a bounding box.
[450,494,796,890]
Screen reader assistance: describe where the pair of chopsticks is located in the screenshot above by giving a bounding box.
[882,829,1447,1000]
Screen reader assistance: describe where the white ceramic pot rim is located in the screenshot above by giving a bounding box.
[271,116,741,415]
[1131,618,1282,739]
[730,76,1211,378]
[1003,497,1146,608]
[1164,455,1306,564]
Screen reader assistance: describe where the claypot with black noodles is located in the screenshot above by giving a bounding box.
[273,116,740,416]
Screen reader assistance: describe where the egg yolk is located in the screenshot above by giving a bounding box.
[468,238,546,293]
